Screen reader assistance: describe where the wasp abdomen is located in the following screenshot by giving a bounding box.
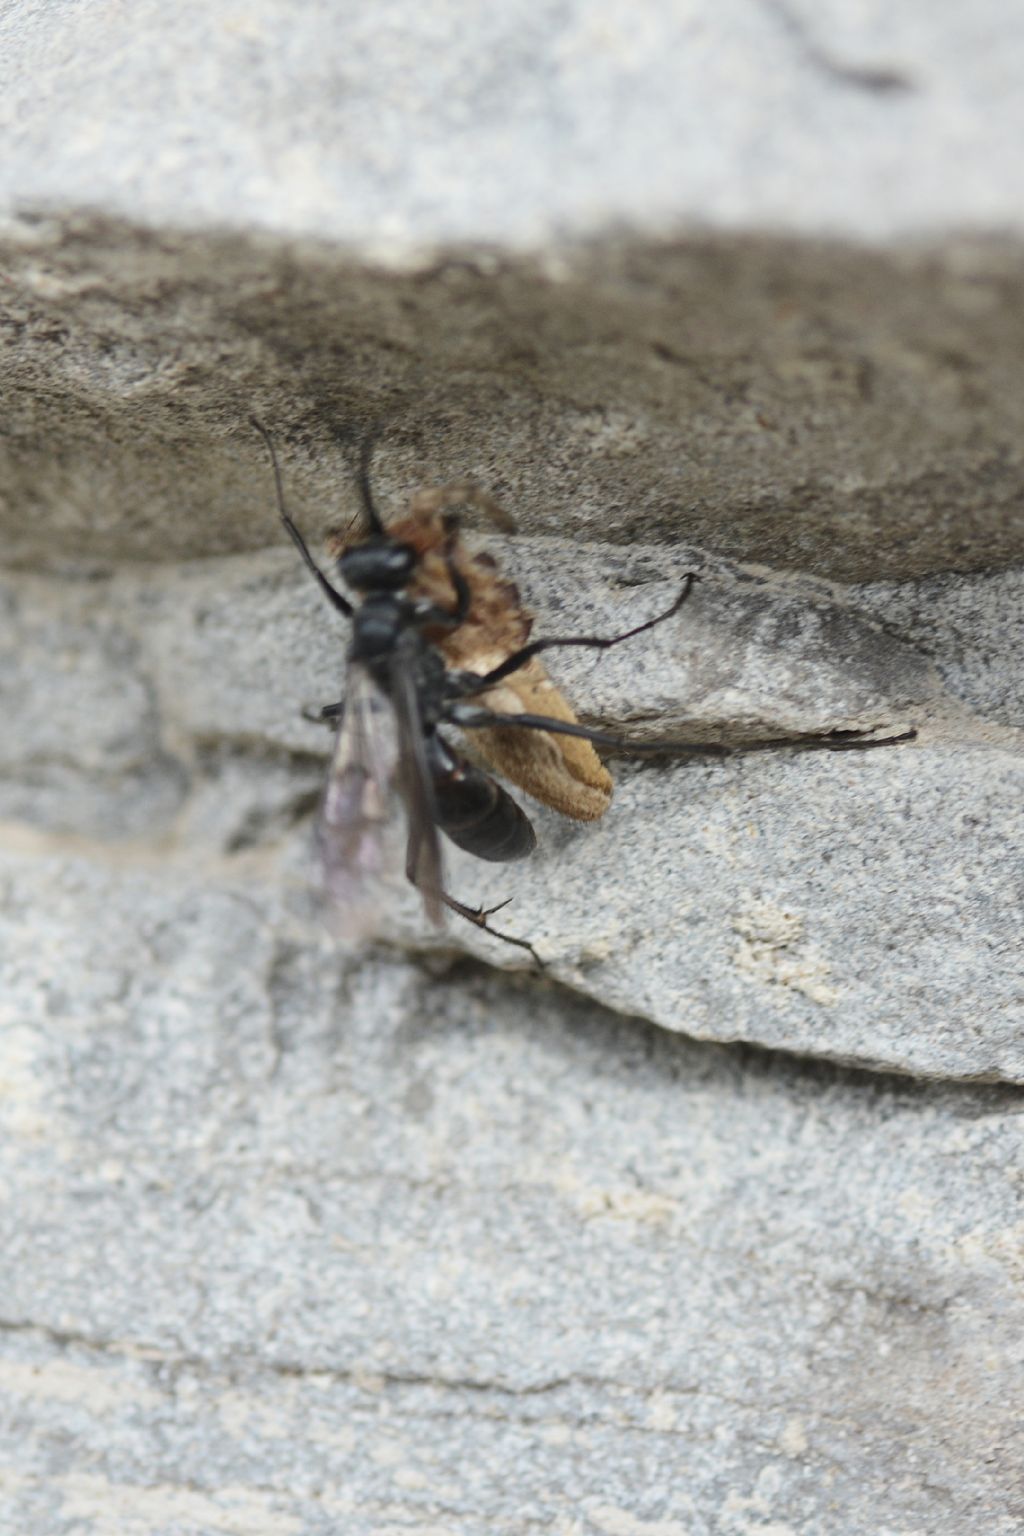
[428,737,536,863]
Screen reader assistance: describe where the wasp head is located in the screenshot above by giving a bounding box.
[336,537,417,592]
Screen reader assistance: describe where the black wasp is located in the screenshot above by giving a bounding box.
[253,421,701,965]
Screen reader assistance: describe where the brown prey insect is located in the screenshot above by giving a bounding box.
[327,481,638,824]
[326,480,915,830]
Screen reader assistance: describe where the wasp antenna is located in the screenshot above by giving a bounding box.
[252,417,354,617]
[355,431,386,536]
[250,416,290,524]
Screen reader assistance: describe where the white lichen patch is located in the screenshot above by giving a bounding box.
[576,1186,681,1226]
[731,900,839,1007]
[0,1018,54,1141]
[778,1416,809,1458]
[59,1474,303,1536]
[645,1391,679,1432]
[2,1359,161,1414]
[587,1506,694,1536]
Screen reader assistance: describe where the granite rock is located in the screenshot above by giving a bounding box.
[2,1,1024,578]
[1,0,1023,1530]
[1,0,1023,245]
[0,856,1021,1533]
[3,226,1024,582]
[1,545,1020,1082]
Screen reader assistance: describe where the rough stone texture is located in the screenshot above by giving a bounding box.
[1,0,1022,245]
[1,880,1022,1535]
[3,225,1024,582]
[3,0,1024,580]
[2,0,1024,1531]
[3,545,1021,1084]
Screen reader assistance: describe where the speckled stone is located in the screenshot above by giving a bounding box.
[2,1,1023,1529]
[1,548,1019,1081]
[0,862,1021,1535]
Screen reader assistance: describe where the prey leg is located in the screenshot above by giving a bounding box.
[447,702,731,757]
[447,703,915,757]
[451,574,698,696]
[779,728,918,752]
[410,514,472,629]
[440,514,471,623]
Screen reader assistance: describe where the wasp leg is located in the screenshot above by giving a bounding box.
[449,574,698,695]
[302,701,344,727]
[437,888,544,969]
[251,417,354,618]
[448,704,915,757]
[405,836,543,967]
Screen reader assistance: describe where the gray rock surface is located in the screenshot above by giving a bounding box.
[3,525,1021,1528]
[1,860,1022,1534]
[3,545,1021,1083]
[2,0,1023,1531]
[1,0,1023,246]
[3,226,1024,582]
[3,1,1024,584]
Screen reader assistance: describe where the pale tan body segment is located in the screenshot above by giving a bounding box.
[332,484,613,821]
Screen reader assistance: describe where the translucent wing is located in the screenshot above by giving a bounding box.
[317,662,404,937]
[389,639,445,927]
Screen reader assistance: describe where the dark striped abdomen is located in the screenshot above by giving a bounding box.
[427,734,536,863]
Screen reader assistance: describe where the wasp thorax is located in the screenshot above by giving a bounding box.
[338,539,417,592]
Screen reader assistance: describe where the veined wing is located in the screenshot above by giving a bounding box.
[318,662,403,935]
[389,640,445,927]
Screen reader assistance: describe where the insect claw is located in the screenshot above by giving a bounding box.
[460,896,544,968]
[302,702,344,727]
